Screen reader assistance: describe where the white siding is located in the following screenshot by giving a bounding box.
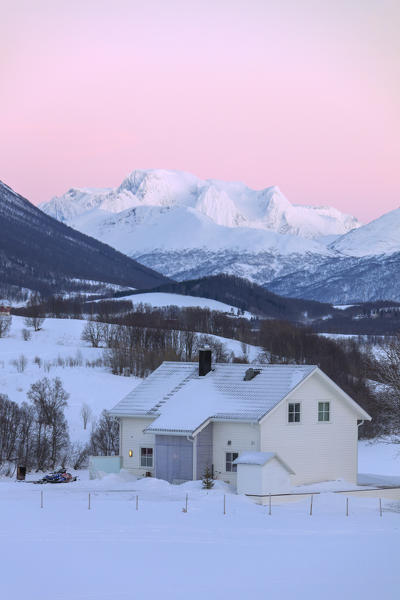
[236,459,292,496]
[260,371,359,485]
[212,422,260,485]
[120,417,156,476]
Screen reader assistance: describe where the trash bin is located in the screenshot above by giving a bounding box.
[17,466,26,481]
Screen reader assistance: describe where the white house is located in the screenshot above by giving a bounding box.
[109,350,371,495]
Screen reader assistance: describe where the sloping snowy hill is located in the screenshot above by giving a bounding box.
[331,207,400,257]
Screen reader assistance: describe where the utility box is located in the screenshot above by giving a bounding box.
[17,466,26,481]
[233,452,294,497]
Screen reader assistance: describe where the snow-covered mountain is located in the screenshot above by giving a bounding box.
[41,169,360,244]
[40,169,400,302]
[330,207,400,257]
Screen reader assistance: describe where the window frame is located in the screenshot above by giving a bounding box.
[287,402,301,424]
[140,446,154,469]
[225,451,239,473]
[318,401,331,423]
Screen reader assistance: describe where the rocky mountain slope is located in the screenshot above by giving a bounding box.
[0,180,169,295]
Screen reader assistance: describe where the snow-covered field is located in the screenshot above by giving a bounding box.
[1,317,399,599]
[0,317,138,442]
[0,440,399,600]
[0,317,261,441]
[98,290,253,318]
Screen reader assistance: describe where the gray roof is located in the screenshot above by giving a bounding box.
[110,362,317,435]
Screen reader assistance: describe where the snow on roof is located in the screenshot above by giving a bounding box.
[233,452,276,466]
[109,362,316,434]
[233,451,295,473]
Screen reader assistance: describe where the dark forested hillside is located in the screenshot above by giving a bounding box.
[0,181,169,294]
[131,274,334,321]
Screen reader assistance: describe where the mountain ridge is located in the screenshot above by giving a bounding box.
[41,169,361,242]
[0,180,170,295]
[39,169,400,303]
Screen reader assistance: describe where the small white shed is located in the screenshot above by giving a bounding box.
[234,452,295,496]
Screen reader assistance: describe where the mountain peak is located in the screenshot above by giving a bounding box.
[331,206,400,257]
[40,169,360,242]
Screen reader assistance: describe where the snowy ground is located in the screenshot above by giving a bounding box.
[95,290,254,318]
[0,443,399,600]
[1,319,399,599]
[0,317,261,442]
[0,317,138,442]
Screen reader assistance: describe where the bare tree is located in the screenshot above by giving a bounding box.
[90,410,119,456]
[81,320,104,348]
[27,377,69,470]
[183,330,196,361]
[24,316,45,332]
[0,316,12,338]
[80,402,93,430]
[373,334,400,439]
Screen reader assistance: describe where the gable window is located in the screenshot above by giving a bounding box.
[288,403,301,423]
[226,452,238,472]
[140,447,153,468]
[318,402,330,422]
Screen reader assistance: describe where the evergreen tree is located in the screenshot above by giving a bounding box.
[202,465,214,489]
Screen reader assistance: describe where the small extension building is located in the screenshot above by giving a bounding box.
[109,350,371,495]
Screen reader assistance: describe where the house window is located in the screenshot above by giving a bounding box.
[140,447,153,468]
[226,452,238,472]
[288,403,301,423]
[318,402,330,422]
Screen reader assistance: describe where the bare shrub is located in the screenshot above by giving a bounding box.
[0,316,12,338]
[11,354,28,373]
[80,402,92,430]
[24,316,45,332]
[67,442,89,470]
[22,328,32,341]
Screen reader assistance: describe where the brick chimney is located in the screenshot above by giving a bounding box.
[199,348,212,376]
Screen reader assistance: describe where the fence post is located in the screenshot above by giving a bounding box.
[88,492,91,510]
[268,493,271,516]
[223,494,226,515]
[40,490,43,509]
[185,493,188,513]
[136,495,139,511]
[309,494,313,516]
[346,497,349,517]
[379,497,382,517]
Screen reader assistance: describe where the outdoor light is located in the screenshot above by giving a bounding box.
[128,450,133,457]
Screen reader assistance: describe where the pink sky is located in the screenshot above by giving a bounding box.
[1,0,399,223]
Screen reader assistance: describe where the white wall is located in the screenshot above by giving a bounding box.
[236,459,292,495]
[260,371,359,485]
[120,417,156,476]
[212,422,260,485]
